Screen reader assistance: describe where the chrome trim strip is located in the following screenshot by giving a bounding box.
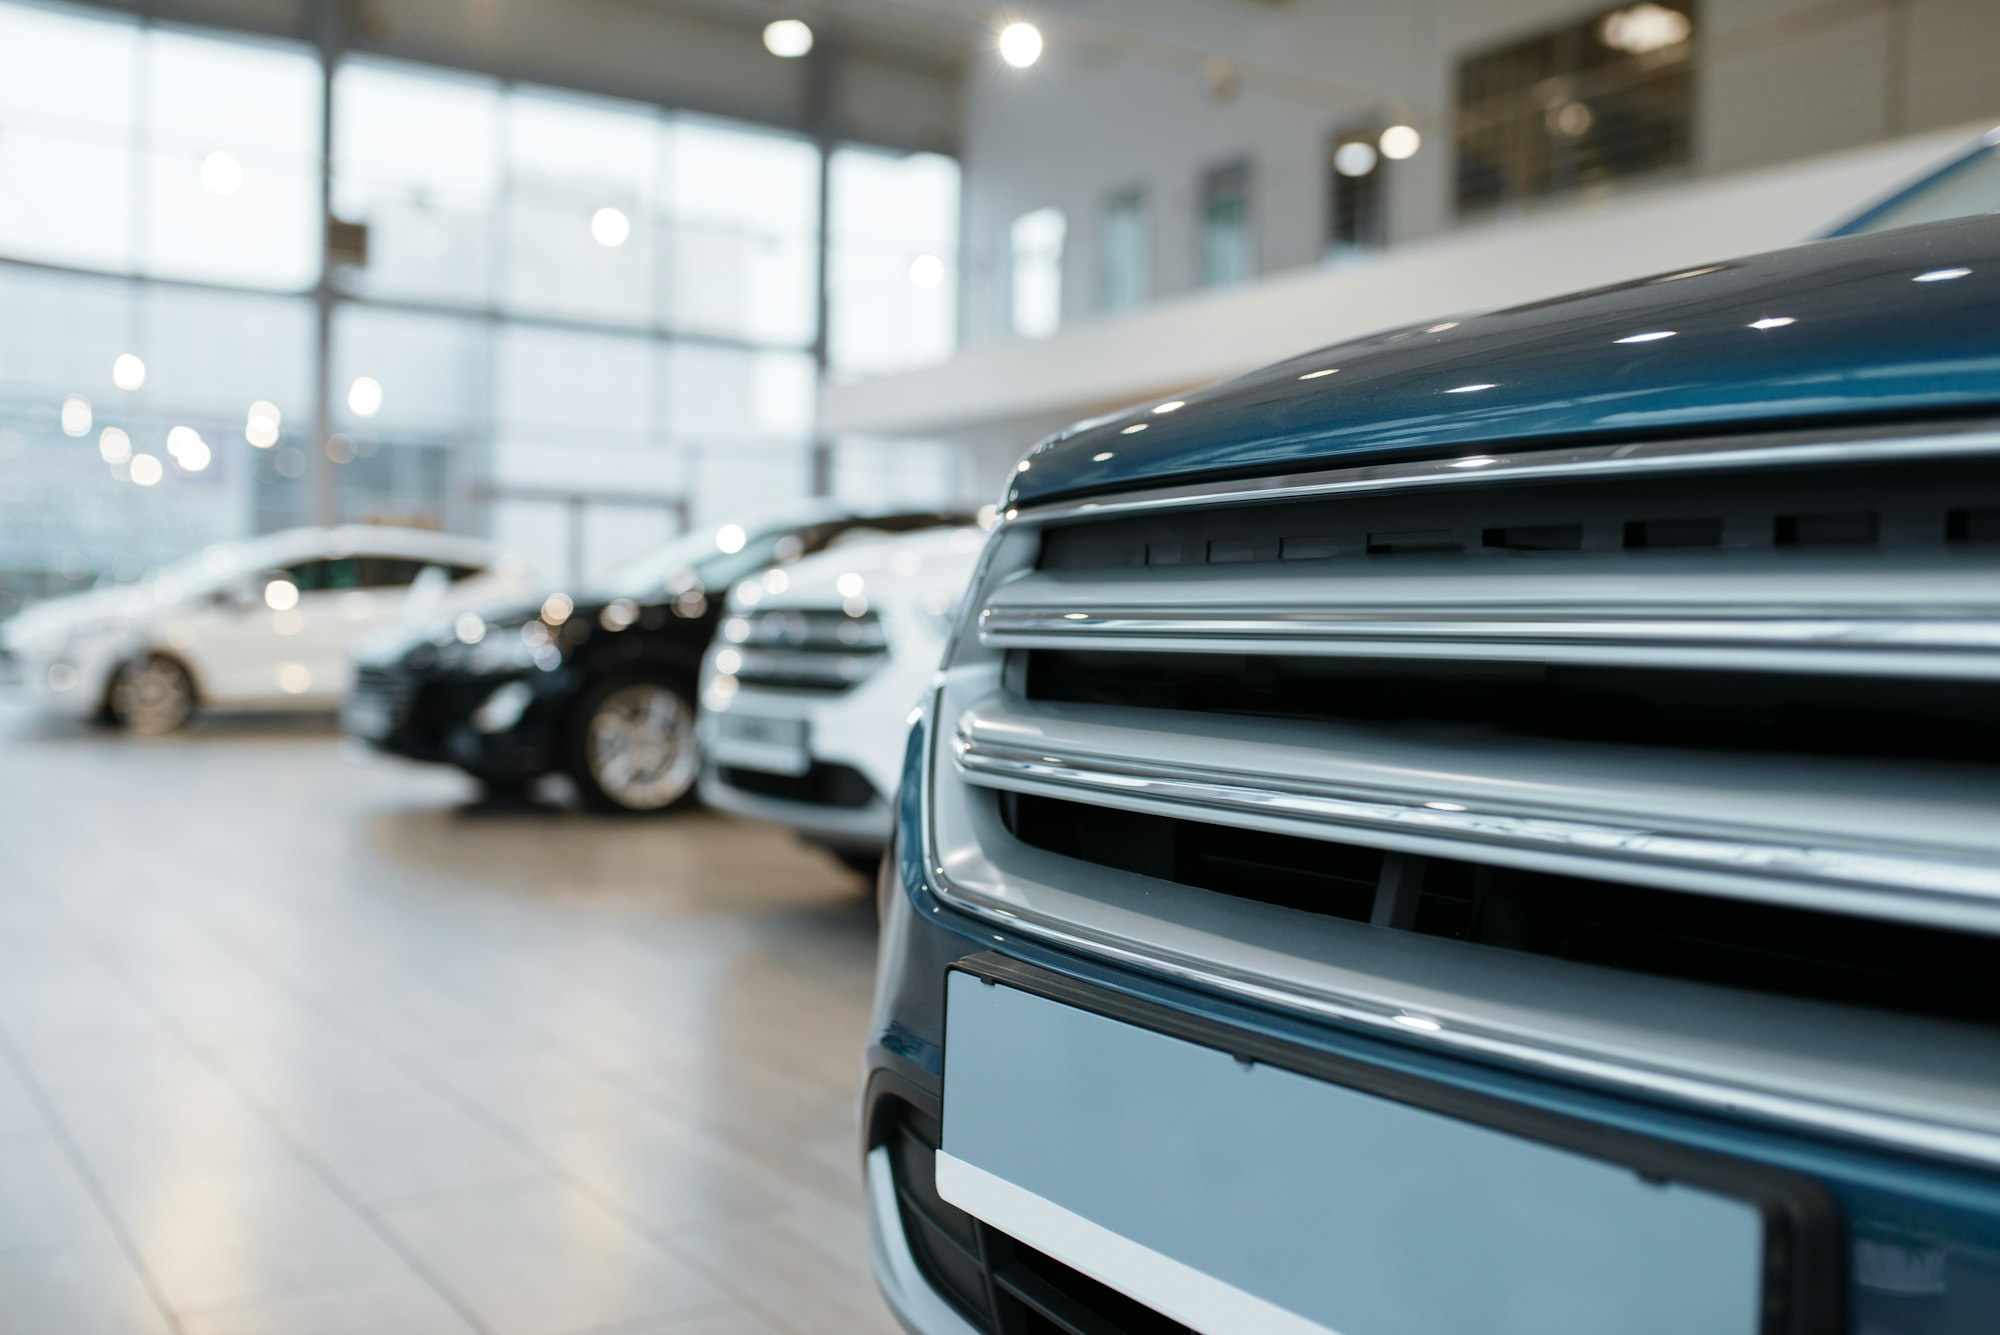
[1003,423,2000,524]
[980,607,2000,672]
[911,694,2000,1169]
[953,730,2000,917]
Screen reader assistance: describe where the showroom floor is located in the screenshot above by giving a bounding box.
[0,702,900,1335]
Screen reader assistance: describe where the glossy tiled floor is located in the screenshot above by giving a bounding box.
[0,703,900,1335]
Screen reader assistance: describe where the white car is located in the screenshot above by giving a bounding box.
[697,525,986,868]
[2,526,530,734]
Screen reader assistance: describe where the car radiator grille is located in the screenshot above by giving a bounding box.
[927,426,2000,1162]
[723,607,888,693]
[886,1106,1193,1335]
[352,664,418,727]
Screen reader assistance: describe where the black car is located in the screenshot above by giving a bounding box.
[343,511,967,812]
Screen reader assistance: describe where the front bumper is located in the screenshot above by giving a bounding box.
[698,767,890,851]
[865,708,2000,1335]
[345,665,567,782]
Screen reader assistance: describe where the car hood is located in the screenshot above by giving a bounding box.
[1007,215,2000,508]
[1,584,153,647]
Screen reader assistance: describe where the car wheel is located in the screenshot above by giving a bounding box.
[115,655,195,735]
[834,847,884,878]
[568,678,699,813]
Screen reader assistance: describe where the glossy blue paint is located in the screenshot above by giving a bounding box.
[1007,215,2000,508]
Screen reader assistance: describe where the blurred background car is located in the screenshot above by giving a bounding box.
[1,524,524,733]
[698,523,986,871]
[345,510,967,811]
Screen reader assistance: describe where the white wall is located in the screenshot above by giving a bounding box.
[952,0,2000,347]
[827,122,1981,490]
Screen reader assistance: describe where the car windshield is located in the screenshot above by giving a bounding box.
[1846,144,2000,235]
[604,525,795,599]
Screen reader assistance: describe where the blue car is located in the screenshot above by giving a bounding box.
[864,210,2000,1335]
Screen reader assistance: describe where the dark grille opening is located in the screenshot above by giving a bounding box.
[1623,516,1721,548]
[1002,793,2000,1027]
[1034,453,2000,570]
[1483,522,1583,551]
[1777,511,1878,547]
[716,762,878,809]
[1367,528,1462,555]
[1025,649,2000,768]
[886,1105,1194,1335]
[1949,507,2000,543]
[1010,794,1380,920]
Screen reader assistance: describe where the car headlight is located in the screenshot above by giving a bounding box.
[460,624,552,674]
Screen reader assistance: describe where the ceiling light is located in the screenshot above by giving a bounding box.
[590,206,630,247]
[1600,3,1692,54]
[112,353,145,391]
[347,376,383,417]
[999,21,1043,69]
[60,395,91,437]
[1378,125,1421,160]
[129,453,163,487]
[908,254,946,289]
[715,524,746,554]
[98,427,131,465]
[199,150,242,195]
[762,18,814,58]
[1333,140,1378,177]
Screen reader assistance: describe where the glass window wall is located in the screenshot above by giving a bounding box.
[0,0,962,609]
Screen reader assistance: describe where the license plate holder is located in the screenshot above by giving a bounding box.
[711,713,810,776]
[939,954,1838,1335]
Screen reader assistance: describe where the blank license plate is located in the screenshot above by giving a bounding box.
[940,965,1813,1335]
[712,713,809,776]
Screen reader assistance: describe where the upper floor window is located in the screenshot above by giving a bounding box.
[1198,160,1253,288]
[1098,190,1148,313]
[1455,2,1695,216]
[1327,127,1388,256]
[1009,206,1066,339]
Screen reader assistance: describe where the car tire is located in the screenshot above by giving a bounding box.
[834,847,884,878]
[566,676,700,814]
[114,654,196,735]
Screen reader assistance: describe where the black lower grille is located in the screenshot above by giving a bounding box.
[717,762,878,809]
[887,1107,1193,1335]
[1005,792,2000,1027]
[353,665,417,727]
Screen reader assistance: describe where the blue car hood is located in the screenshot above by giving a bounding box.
[1007,215,2000,508]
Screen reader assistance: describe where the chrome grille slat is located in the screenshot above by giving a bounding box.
[980,560,2000,676]
[951,695,2000,933]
